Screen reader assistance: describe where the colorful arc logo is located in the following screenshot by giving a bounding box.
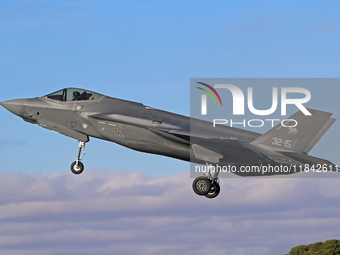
[196,82,223,106]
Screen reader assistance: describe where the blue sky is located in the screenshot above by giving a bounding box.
[1,0,339,175]
[0,1,340,254]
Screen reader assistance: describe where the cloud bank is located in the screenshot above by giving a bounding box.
[1,169,340,255]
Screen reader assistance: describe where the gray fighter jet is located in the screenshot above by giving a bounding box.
[0,88,337,198]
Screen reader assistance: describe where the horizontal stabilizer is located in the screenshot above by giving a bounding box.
[254,145,337,167]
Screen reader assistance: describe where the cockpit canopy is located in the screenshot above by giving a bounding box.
[44,88,103,102]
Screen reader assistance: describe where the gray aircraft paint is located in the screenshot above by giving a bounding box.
[0,88,338,198]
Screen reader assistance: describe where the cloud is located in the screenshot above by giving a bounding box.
[321,23,336,31]
[225,11,285,33]
[311,22,337,34]
[0,140,28,147]
[0,170,340,255]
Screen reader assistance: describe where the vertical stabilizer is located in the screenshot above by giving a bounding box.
[250,109,335,154]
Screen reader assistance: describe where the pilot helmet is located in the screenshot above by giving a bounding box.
[73,91,80,98]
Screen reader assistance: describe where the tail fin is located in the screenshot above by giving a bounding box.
[250,109,336,154]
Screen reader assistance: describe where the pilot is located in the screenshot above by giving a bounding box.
[72,91,80,101]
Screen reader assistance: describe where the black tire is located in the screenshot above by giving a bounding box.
[192,176,211,196]
[205,182,220,199]
[70,161,84,175]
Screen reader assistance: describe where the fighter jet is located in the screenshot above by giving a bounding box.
[0,88,337,198]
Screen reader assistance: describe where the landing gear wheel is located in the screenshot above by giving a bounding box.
[70,141,87,175]
[192,176,211,196]
[205,182,220,199]
[70,161,84,175]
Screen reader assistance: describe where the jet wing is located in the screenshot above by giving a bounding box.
[169,130,226,139]
[37,119,89,142]
[89,113,229,141]
[89,113,181,131]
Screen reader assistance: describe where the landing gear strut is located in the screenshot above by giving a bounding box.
[70,141,86,175]
[192,164,221,199]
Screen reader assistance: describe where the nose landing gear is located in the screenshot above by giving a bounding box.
[70,141,86,174]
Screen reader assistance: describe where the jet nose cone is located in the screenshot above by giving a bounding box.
[0,99,27,116]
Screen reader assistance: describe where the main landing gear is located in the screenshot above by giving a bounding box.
[192,164,220,199]
[70,141,86,175]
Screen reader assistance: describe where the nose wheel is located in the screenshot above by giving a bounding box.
[71,161,84,174]
[70,141,86,175]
